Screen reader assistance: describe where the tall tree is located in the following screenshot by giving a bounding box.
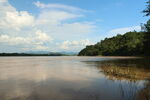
[143,0,150,16]
[143,0,150,56]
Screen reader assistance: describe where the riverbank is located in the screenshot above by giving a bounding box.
[78,56,143,59]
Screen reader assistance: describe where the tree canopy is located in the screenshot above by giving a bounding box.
[143,0,150,16]
[78,32,145,56]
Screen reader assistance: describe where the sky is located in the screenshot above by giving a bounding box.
[0,0,149,53]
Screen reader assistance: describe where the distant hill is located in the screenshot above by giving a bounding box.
[26,51,77,56]
[59,52,78,55]
[25,51,51,54]
[0,51,78,56]
[78,31,147,56]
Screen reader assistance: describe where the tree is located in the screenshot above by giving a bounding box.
[144,20,150,32]
[143,20,150,56]
[142,1,150,56]
[143,0,150,16]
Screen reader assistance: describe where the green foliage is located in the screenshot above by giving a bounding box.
[78,45,99,56]
[143,20,150,56]
[144,20,150,32]
[142,1,150,56]
[143,0,150,16]
[78,32,145,56]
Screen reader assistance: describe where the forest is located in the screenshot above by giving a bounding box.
[78,32,145,56]
[78,1,150,56]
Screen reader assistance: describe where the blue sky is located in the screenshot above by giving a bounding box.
[0,0,149,52]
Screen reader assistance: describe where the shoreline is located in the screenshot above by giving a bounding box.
[77,56,145,59]
[0,56,144,59]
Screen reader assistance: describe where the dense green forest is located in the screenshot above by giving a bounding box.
[78,22,150,56]
[78,1,150,56]
[78,32,146,56]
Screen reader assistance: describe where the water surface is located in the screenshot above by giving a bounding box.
[0,56,149,100]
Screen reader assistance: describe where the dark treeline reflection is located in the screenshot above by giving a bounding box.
[85,58,150,100]
[0,57,149,100]
[94,58,150,69]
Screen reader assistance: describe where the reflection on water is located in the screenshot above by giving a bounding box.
[0,57,149,100]
[137,82,150,100]
[94,59,150,81]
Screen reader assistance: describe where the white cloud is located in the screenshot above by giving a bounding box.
[36,10,82,25]
[0,1,35,31]
[33,45,49,50]
[5,11,34,29]
[0,0,7,3]
[0,32,52,52]
[109,26,141,36]
[0,0,96,52]
[33,1,87,12]
[0,35,31,45]
[59,39,93,51]
[0,30,52,46]
[35,30,52,41]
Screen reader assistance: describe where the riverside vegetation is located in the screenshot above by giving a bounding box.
[78,1,150,56]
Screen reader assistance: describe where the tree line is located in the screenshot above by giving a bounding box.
[0,53,67,56]
[78,1,150,56]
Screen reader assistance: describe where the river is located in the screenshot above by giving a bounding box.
[0,56,149,100]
